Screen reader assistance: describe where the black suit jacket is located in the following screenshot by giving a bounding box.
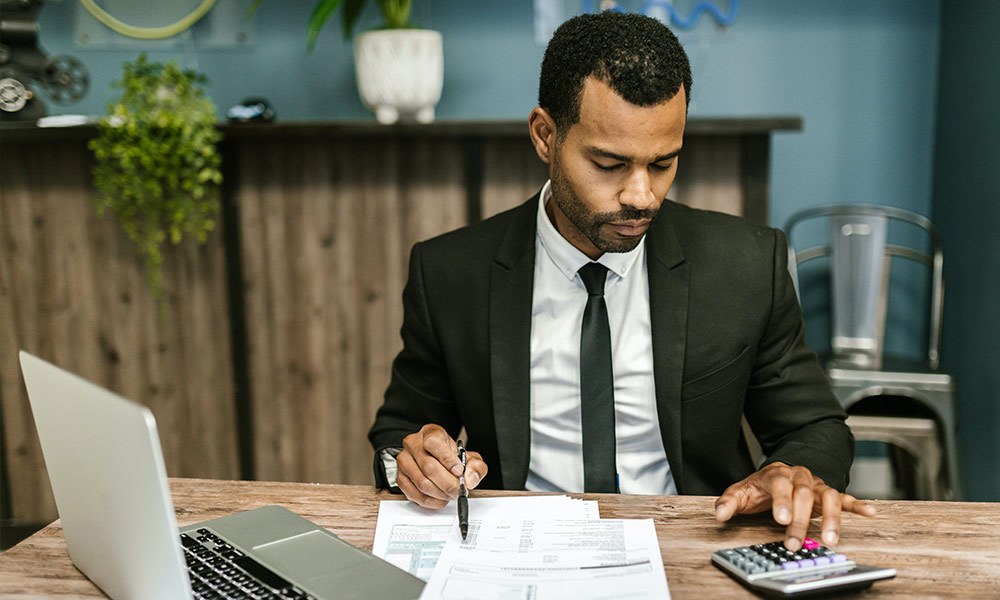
[369,195,853,495]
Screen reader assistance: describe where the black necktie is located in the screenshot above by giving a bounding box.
[578,262,617,493]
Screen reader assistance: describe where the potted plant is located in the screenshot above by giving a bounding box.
[89,54,223,314]
[256,0,443,124]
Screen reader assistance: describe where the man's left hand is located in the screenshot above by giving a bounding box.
[714,462,876,551]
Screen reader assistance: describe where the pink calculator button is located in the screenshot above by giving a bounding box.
[802,538,821,550]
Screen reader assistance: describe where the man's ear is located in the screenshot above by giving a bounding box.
[528,107,557,165]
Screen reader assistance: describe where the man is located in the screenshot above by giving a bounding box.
[369,11,874,551]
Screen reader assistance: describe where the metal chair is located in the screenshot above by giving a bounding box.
[784,204,959,500]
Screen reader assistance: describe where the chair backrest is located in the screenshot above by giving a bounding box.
[784,205,944,370]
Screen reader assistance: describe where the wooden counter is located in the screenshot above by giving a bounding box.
[0,118,801,524]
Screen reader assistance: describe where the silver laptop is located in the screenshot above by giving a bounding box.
[19,351,424,600]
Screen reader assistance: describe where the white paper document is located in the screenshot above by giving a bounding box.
[419,518,670,600]
[373,496,599,581]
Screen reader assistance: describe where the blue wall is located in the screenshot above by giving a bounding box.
[931,0,1000,502]
[37,1,996,499]
[38,0,941,231]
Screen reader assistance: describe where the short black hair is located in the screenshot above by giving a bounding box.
[538,11,692,133]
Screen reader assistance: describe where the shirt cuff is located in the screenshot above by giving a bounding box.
[377,447,403,493]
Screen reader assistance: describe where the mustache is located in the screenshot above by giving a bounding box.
[596,207,658,222]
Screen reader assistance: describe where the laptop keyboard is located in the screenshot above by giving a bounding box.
[181,529,316,600]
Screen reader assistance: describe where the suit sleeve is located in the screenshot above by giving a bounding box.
[744,229,854,491]
[368,243,463,486]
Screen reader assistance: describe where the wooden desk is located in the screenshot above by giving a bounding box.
[1,478,998,598]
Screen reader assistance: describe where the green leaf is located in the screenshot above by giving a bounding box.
[342,0,366,38]
[379,0,412,28]
[307,0,346,50]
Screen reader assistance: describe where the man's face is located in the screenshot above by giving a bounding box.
[545,76,686,259]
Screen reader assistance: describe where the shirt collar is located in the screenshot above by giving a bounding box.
[536,180,645,282]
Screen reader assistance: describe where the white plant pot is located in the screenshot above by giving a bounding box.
[354,29,443,125]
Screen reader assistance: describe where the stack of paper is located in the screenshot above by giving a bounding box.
[373,495,598,581]
[372,497,670,600]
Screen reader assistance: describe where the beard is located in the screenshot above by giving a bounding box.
[549,153,659,254]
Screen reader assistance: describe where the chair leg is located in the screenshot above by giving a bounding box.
[846,415,944,500]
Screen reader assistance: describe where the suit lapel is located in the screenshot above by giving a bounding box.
[490,196,539,490]
[645,209,690,493]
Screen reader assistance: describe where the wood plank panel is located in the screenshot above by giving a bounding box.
[0,140,239,523]
[2,123,778,522]
[237,137,466,486]
[481,138,550,219]
[671,135,744,217]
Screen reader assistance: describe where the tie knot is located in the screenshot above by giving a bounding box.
[578,262,608,296]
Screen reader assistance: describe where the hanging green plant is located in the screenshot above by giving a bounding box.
[89,53,222,314]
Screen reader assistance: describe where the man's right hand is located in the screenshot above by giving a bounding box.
[396,424,489,508]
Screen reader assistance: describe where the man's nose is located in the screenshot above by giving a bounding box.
[619,168,656,210]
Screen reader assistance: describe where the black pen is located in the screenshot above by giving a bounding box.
[457,440,469,540]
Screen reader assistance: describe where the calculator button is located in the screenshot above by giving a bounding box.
[781,561,801,570]
[814,556,832,566]
[798,559,816,568]
[802,538,821,550]
[831,554,848,563]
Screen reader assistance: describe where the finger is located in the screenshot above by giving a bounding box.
[840,493,877,517]
[715,470,780,521]
[463,451,488,489]
[413,451,462,499]
[422,430,464,477]
[818,487,842,547]
[714,496,738,523]
[402,429,462,499]
[396,471,448,509]
[714,483,746,522]
[397,449,452,502]
[767,474,795,526]
[784,473,816,551]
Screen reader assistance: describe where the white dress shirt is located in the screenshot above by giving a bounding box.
[525,181,677,495]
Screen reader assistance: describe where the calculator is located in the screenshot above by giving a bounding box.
[711,538,896,597]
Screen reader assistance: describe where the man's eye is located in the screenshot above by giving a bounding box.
[595,162,623,171]
[651,162,674,172]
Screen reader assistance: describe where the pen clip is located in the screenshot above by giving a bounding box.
[457,440,467,476]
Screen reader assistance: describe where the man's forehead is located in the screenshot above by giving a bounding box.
[565,77,686,156]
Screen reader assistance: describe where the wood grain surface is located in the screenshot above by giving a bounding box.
[233,137,467,487]
[1,478,997,599]
[0,141,239,523]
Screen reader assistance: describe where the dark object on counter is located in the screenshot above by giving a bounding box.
[227,98,275,122]
[0,0,89,121]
